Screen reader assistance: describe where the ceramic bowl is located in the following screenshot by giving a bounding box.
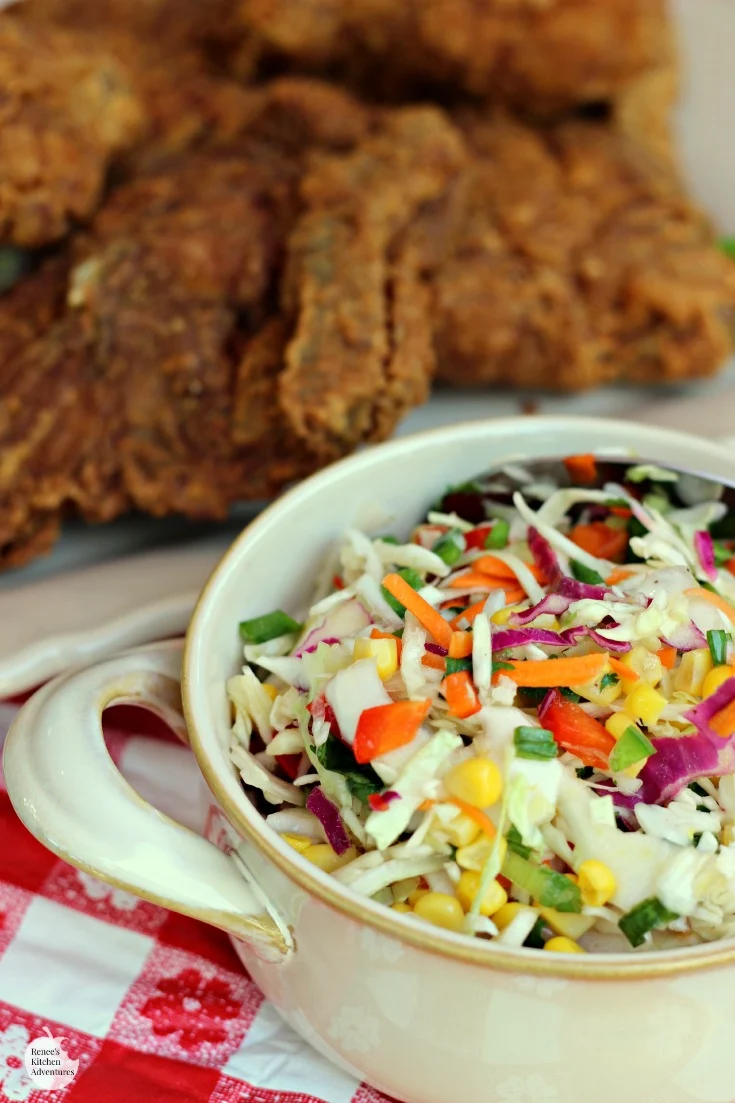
[7,416,735,1103]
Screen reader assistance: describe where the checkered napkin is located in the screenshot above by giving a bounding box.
[0,697,391,1103]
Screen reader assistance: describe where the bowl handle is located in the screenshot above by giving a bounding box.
[3,640,292,961]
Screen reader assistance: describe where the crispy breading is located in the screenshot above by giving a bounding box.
[0,15,143,246]
[233,0,670,116]
[433,114,735,389]
[279,107,467,457]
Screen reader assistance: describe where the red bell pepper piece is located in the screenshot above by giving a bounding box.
[538,689,615,771]
[276,754,302,780]
[353,699,431,764]
[464,525,494,550]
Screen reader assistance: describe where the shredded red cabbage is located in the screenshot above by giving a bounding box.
[302,637,340,655]
[367,790,401,812]
[425,642,448,657]
[661,622,707,652]
[509,593,572,626]
[492,627,570,650]
[560,625,631,653]
[685,674,735,744]
[306,787,351,854]
[528,527,561,586]
[294,600,371,658]
[694,530,717,582]
[557,576,612,602]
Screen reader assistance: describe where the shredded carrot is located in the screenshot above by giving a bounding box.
[564,453,598,484]
[442,670,481,718]
[450,594,524,629]
[607,567,634,586]
[656,645,677,670]
[712,699,735,739]
[421,652,446,671]
[440,598,463,610]
[609,657,638,682]
[449,631,473,658]
[685,587,735,628]
[446,572,515,592]
[609,506,632,519]
[474,556,545,584]
[418,799,435,813]
[502,653,608,688]
[382,572,453,649]
[569,522,628,563]
[371,627,403,660]
[449,797,496,838]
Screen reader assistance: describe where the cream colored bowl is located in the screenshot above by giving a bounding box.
[7,416,735,1103]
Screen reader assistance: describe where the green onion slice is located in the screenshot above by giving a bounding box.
[484,519,510,549]
[707,628,730,668]
[239,610,302,644]
[514,725,558,760]
[570,559,606,585]
[502,851,581,913]
[432,529,465,566]
[618,897,679,947]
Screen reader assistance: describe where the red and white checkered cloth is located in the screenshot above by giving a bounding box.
[0,694,393,1103]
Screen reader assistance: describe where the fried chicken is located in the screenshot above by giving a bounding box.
[232,0,670,118]
[432,113,735,389]
[279,106,467,457]
[0,15,143,247]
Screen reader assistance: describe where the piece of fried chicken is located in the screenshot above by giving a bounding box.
[232,0,671,118]
[0,15,143,247]
[433,113,735,389]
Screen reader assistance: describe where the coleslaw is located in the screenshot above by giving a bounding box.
[227,454,735,953]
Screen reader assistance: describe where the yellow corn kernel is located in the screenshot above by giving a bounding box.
[442,810,482,849]
[281,833,312,853]
[493,902,533,930]
[674,648,713,696]
[703,665,735,699]
[620,646,663,687]
[491,604,525,626]
[605,712,639,741]
[444,757,503,808]
[408,886,429,907]
[352,636,398,680]
[302,844,357,873]
[544,936,585,954]
[577,859,617,907]
[624,682,667,727]
[456,835,508,872]
[413,892,465,932]
[262,683,279,702]
[392,902,412,913]
[537,907,595,941]
[456,871,508,916]
[723,824,735,846]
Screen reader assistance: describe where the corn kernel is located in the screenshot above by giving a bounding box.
[352,637,398,680]
[620,646,663,687]
[577,859,617,907]
[544,936,585,954]
[413,892,465,932]
[456,835,508,872]
[491,604,525,626]
[703,665,735,699]
[674,648,713,696]
[624,682,666,727]
[537,907,595,941]
[442,810,482,848]
[392,903,412,913]
[456,871,508,916]
[605,712,639,741]
[408,886,429,907]
[445,757,503,808]
[723,824,735,846]
[262,683,279,702]
[302,844,357,873]
[281,833,312,853]
[493,902,534,930]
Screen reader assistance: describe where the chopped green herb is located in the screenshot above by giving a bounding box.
[446,606,466,616]
[492,659,514,675]
[314,735,383,803]
[524,917,547,949]
[521,686,581,705]
[570,560,605,585]
[502,851,582,913]
[380,535,400,545]
[707,628,730,667]
[432,529,465,566]
[618,897,679,947]
[609,725,656,773]
[696,804,710,814]
[381,567,424,616]
[600,672,619,691]
[484,519,510,549]
[446,656,472,675]
[393,627,405,640]
[514,725,558,760]
[576,766,594,780]
[506,825,532,859]
[239,609,302,644]
[689,781,708,798]
[692,832,703,848]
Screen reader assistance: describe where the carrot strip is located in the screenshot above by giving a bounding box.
[442,671,481,718]
[446,572,513,592]
[449,631,473,658]
[353,699,432,763]
[371,628,402,660]
[569,522,628,563]
[609,657,639,682]
[451,593,524,629]
[503,653,608,688]
[421,653,446,671]
[657,645,677,670]
[607,567,634,586]
[685,587,735,628]
[474,556,546,584]
[449,798,496,838]
[418,800,435,813]
[564,453,598,484]
[382,572,453,649]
